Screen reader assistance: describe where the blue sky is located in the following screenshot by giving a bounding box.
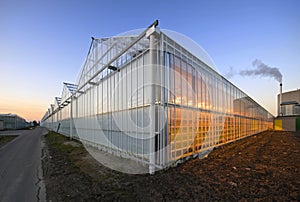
[0,0,299,120]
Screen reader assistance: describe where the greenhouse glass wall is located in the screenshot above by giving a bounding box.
[0,114,27,130]
[41,21,274,173]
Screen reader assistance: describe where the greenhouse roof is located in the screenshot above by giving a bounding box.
[63,82,78,94]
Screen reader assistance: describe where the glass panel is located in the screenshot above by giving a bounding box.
[174,57,182,105]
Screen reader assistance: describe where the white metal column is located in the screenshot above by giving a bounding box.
[70,96,73,139]
[148,24,161,174]
[149,33,156,174]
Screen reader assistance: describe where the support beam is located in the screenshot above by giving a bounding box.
[149,30,158,174]
[88,81,98,85]
[70,96,73,140]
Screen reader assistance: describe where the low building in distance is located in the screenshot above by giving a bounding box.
[275,88,300,131]
[0,114,27,130]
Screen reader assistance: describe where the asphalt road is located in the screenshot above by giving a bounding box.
[0,127,48,202]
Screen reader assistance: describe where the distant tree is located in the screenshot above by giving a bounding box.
[33,120,39,126]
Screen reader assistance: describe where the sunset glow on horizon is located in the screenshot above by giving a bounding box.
[1,0,299,122]
[0,98,47,121]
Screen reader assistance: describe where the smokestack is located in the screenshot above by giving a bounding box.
[280,83,282,116]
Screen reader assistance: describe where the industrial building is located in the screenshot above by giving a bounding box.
[275,86,300,131]
[41,21,274,173]
[0,114,27,130]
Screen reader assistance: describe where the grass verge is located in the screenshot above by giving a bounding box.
[44,131,144,201]
[45,131,87,158]
[0,135,17,147]
[45,131,95,174]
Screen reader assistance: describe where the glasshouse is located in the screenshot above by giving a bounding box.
[41,20,273,173]
[0,114,27,130]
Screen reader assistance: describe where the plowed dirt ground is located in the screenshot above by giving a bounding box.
[42,130,300,201]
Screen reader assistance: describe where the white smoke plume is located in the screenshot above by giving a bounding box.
[224,66,236,79]
[225,59,282,83]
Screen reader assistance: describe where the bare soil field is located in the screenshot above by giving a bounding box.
[42,130,300,201]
